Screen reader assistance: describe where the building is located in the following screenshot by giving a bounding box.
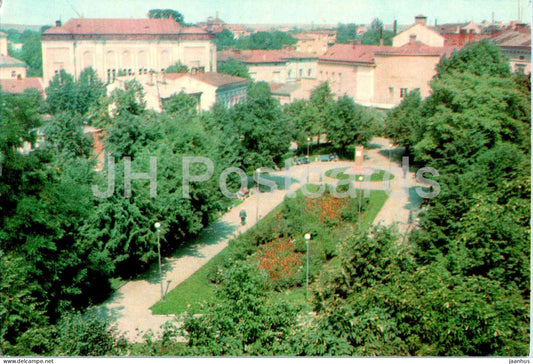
[270,78,321,105]
[318,39,455,109]
[109,71,250,112]
[0,31,27,80]
[392,15,445,47]
[294,30,336,55]
[490,24,531,75]
[0,77,45,95]
[197,14,250,39]
[218,49,317,84]
[41,18,217,85]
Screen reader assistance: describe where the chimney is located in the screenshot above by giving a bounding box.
[55,20,62,27]
[415,15,427,26]
[393,20,397,35]
[409,34,417,45]
[435,19,438,26]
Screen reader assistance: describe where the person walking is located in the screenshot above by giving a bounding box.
[239,209,247,225]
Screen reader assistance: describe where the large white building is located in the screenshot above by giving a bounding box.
[41,18,217,85]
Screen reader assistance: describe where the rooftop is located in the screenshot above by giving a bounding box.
[164,72,250,87]
[0,55,27,68]
[43,18,208,36]
[0,77,44,94]
[218,49,317,64]
[319,44,386,64]
[491,29,531,48]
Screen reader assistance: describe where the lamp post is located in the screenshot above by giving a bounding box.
[388,143,393,171]
[307,137,311,159]
[304,233,311,301]
[255,168,261,223]
[154,222,163,301]
[358,176,364,229]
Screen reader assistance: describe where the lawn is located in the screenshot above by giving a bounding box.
[325,167,394,182]
[151,187,388,316]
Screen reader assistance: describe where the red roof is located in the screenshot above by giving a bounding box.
[192,72,249,87]
[0,77,44,94]
[218,49,316,64]
[375,42,458,57]
[319,44,386,64]
[43,18,207,35]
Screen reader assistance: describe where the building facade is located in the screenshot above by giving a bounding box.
[42,18,217,85]
[392,15,445,47]
[318,40,455,109]
[109,71,249,112]
[294,30,336,56]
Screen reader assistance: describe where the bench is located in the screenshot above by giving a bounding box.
[319,155,330,162]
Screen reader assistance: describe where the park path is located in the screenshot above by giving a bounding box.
[94,137,422,342]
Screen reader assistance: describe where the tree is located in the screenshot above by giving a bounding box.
[216,29,236,50]
[165,61,189,74]
[235,31,297,50]
[217,58,250,79]
[361,18,393,46]
[325,95,376,150]
[335,23,360,44]
[148,9,185,25]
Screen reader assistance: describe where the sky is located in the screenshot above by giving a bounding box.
[0,0,531,26]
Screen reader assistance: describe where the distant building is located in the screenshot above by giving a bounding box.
[197,14,250,39]
[392,15,445,47]
[0,31,27,80]
[318,40,456,109]
[218,49,317,84]
[490,24,531,74]
[41,18,217,85]
[108,71,250,112]
[270,78,321,105]
[433,20,494,47]
[294,30,336,55]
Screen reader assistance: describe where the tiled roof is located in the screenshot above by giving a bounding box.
[0,77,44,94]
[218,49,317,64]
[375,42,457,57]
[0,55,27,68]
[491,30,531,48]
[319,44,385,64]
[192,72,249,87]
[43,18,207,35]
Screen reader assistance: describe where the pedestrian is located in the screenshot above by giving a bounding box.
[239,209,247,225]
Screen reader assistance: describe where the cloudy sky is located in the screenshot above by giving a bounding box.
[0,0,530,26]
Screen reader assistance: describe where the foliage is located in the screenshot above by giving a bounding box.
[361,18,393,46]
[53,312,128,356]
[217,58,251,79]
[163,91,198,116]
[335,23,360,44]
[148,9,185,25]
[216,29,236,51]
[7,29,42,77]
[235,31,297,50]
[45,68,106,116]
[165,61,189,74]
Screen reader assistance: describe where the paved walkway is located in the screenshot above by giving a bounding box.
[94,137,423,342]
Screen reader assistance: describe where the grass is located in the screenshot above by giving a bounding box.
[325,167,394,182]
[151,186,388,316]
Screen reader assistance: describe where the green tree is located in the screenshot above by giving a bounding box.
[216,29,237,50]
[325,95,376,150]
[335,23,360,44]
[165,61,189,74]
[217,58,250,79]
[148,9,185,25]
[361,18,393,46]
[236,31,296,50]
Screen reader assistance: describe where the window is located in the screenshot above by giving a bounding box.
[299,69,303,77]
[11,70,17,77]
[389,87,394,97]
[400,88,408,98]
[519,55,525,60]
[308,68,312,77]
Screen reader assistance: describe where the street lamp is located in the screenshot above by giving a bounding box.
[307,137,311,159]
[358,176,364,229]
[304,233,311,301]
[388,143,393,171]
[255,168,261,223]
[154,222,164,301]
